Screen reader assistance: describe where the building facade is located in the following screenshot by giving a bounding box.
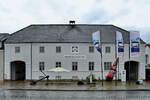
[0,49,4,80]
[0,33,9,80]
[145,44,150,66]
[145,44,150,80]
[4,24,146,81]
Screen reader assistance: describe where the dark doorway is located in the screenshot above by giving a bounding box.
[11,61,26,80]
[124,61,139,80]
[146,69,150,80]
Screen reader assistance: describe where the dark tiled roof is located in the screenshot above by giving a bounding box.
[5,24,140,44]
[0,33,10,42]
[146,44,150,48]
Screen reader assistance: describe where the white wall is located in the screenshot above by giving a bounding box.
[0,50,4,80]
[4,43,146,80]
[145,46,150,64]
[4,44,31,80]
[31,43,101,80]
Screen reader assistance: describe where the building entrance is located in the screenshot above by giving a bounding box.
[124,61,139,80]
[11,61,26,80]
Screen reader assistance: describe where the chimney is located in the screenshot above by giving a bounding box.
[69,20,75,25]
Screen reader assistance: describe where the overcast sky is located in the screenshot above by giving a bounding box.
[0,0,150,43]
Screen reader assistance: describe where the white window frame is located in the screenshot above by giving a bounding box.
[56,62,61,68]
[39,46,45,53]
[56,46,61,53]
[89,62,94,71]
[105,46,111,53]
[104,62,112,70]
[89,46,94,53]
[72,62,78,71]
[39,62,45,71]
[15,46,20,53]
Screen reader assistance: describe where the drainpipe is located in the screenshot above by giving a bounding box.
[3,44,5,81]
[31,43,33,80]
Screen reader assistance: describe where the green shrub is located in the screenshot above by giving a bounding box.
[86,74,97,82]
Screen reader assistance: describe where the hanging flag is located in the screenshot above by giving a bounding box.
[130,31,140,57]
[92,31,101,53]
[116,31,124,57]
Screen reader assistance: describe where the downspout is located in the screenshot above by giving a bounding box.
[3,43,5,81]
[31,43,33,80]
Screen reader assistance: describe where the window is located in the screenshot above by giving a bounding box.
[56,46,61,53]
[39,62,45,71]
[146,64,150,68]
[72,76,78,80]
[39,46,45,53]
[72,62,78,71]
[56,62,61,68]
[55,76,61,80]
[146,54,149,64]
[105,47,111,53]
[72,46,79,53]
[89,62,94,71]
[104,62,112,70]
[89,46,94,53]
[15,47,20,53]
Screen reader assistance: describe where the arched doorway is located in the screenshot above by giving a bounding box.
[124,61,139,80]
[10,61,26,80]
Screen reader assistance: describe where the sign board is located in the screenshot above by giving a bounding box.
[121,69,126,82]
[64,55,86,59]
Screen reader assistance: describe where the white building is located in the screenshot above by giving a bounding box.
[145,44,150,66]
[0,33,9,80]
[4,23,146,81]
[145,44,150,80]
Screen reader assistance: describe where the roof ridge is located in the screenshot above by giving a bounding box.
[30,24,114,26]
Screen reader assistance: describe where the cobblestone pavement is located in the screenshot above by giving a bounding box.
[1,80,150,91]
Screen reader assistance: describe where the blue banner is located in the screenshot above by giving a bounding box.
[92,31,101,53]
[116,31,124,57]
[130,31,140,57]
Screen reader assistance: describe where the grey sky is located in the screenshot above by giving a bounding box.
[0,0,150,43]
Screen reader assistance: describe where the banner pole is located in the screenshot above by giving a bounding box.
[115,32,117,86]
[118,59,120,81]
[101,44,103,86]
[92,31,103,86]
[129,33,131,85]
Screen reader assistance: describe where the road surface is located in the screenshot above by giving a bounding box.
[0,90,150,100]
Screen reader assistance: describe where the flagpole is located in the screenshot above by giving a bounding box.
[92,31,103,86]
[115,32,118,86]
[118,59,120,81]
[101,44,103,86]
[129,33,131,85]
[116,31,123,83]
